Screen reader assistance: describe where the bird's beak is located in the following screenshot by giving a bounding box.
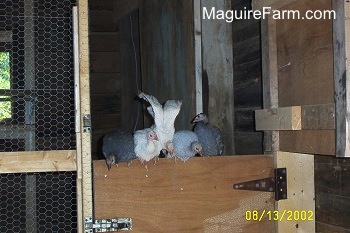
[106,162,112,170]
[154,135,159,140]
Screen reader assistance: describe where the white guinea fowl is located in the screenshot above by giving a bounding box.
[138,92,182,150]
[192,113,224,156]
[133,128,162,167]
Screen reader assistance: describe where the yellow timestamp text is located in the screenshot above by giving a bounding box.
[245,210,314,221]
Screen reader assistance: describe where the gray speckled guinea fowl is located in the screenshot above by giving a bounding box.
[192,113,224,156]
[102,129,137,170]
[172,130,202,162]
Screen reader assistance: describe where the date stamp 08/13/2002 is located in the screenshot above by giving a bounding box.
[246,210,314,222]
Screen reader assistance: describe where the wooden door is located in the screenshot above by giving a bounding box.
[93,156,275,233]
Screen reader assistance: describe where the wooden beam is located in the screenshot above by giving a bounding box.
[274,151,315,233]
[113,0,139,23]
[78,0,93,226]
[0,150,76,173]
[252,0,297,11]
[261,15,279,152]
[194,0,203,114]
[302,103,335,130]
[333,0,350,157]
[256,104,335,131]
[255,106,301,131]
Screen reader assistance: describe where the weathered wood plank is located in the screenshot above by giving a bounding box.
[89,34,119,52]
[261,15,279,153]
[252,0,297,11]
[90,94,121,114]
[302,103,335,130]
[316,222,350,233]
[279,130,335,155]
[120,11,143,132]
[113,0,139,22]
[316,193,350,230]
[91,114,121,130]
[0,150,76,173]
[94,156,274,233]
[89,73,121,94]
[233,35,261,65]
[275,151,315,233]
[89,9,117,32]
[234,132,263,155]
[333,0,350,157]
[233,18,260,44]
[234,59,262,108]
[202,0,234,154]
[255,106,301,131]
[90,52,120,73]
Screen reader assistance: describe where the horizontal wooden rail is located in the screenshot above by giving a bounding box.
[0,150,76,173]
[255,104,335,131]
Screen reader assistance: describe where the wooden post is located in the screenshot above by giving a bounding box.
[333,0,350,157]
[78,0,93,231]
[194,0,203,114]
[201,0,235,154]
[261,16,279,153]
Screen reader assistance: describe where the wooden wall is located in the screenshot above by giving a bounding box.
[271,0,350,232]
[139,0,196,131]
[89,0,121,159]
[232,0,263,154]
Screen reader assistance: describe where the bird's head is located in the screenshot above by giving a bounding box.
[191,113,208,124]
[148,130,159,141]
[192,142,203,156]
[105,154,116,170]
[165,141,174,156]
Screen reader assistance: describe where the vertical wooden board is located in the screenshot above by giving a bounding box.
[202,0,234,155]
[261,16,279,153]
[277,0,334,107]
[139,0,196,131]
[333,0,350,157]
[93,156,275,233]
[275,152,315,233]
[120,11,143,132]
[78,0,93,221]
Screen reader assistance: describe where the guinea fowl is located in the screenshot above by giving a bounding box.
[138,92,182,150]
[102,129,137,170]
[192,113,224,156]
[133,127,162,168]
[172,130,202,162]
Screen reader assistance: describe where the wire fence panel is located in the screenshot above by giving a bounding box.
[0,1,78,232]
[0,0,76,151]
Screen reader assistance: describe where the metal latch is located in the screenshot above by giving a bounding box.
[83,114,92,133]
[233,168,287,201]
[85,217,132,232]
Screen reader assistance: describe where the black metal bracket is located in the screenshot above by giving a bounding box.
[233,168,287,201]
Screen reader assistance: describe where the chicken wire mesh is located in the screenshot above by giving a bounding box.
[0,0,76,151]
[0,0,79,232]
[0,172,77,233]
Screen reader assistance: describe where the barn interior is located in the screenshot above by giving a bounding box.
[88,0,350,232]
[0,0,349,232]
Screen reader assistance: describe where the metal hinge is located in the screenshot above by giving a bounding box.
[85,217,132,232]
[233,168,287,201]
[83,114,92,133]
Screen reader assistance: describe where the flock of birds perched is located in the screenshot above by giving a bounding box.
[102,92,224,170]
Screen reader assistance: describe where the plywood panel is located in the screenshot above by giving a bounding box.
[93,156,274,233]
